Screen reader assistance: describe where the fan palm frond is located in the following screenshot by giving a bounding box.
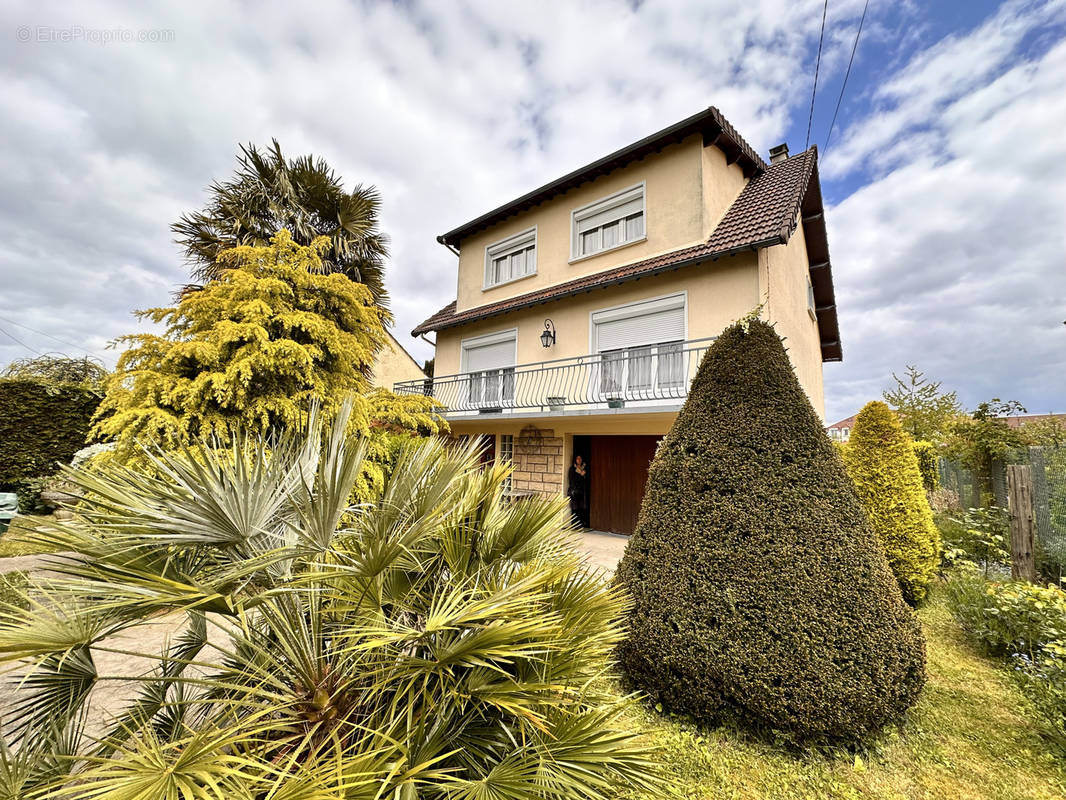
[173,140,390,315]
[0,410,663,798]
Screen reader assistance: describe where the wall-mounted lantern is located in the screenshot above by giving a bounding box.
[540,319,556,349]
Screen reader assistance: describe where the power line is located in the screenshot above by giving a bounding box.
[0,324,42,356]
[0,313,107,359]
[805,0,829,150]
[824,0,870,152]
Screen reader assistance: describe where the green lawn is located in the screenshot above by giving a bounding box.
[618,587,1066,799]
[0,514,60,557]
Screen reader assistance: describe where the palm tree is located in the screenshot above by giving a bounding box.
[0,402,661,799]
[173,141,391,316]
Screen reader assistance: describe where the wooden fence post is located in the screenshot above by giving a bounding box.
[1007,464,1036,582]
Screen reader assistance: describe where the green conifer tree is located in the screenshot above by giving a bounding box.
[616,319,925,742]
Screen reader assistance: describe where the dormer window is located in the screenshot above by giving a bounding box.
[571,183,645,261]
[484,227,537,289]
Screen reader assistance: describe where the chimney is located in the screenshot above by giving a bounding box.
[769,143,790,164]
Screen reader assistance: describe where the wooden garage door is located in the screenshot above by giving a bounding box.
[589,435,661,535]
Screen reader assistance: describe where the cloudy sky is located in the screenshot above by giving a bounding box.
[2,0,1064,423]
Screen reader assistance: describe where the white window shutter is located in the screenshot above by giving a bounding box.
[464,339,515,372]
[594,305,685,351]
[575,196,644,233]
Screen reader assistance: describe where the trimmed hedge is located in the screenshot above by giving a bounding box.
[843,402,941,604]
[0,379,100,487]
[616,319,926,742]
[913,439,939,492]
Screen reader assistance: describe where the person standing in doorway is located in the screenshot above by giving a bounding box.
[568,454,590,529]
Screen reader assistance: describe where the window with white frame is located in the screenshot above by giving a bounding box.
[571,184,645,260]
[461,330,517,407]
[485,228,536,289]
[499,434,514,495]
[591,293,686,398]
[807,277,817,320]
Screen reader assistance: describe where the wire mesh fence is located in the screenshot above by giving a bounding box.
[939,446,1066,580]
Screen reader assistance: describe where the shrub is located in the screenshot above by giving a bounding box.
[940,506,1010,574]
[6,476,54,514]
[945,569,1066,660]
[0,403,661,799]
[946,568,1066,747]
[842,402,940,604]
[0,379,100,487]
[913,439,939,492]
[616,318,926,743]
[1017,643,1066,749]
[0,571,28,611]
[2,355,106,387]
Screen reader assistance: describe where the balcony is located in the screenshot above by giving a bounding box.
[394,337,715,418]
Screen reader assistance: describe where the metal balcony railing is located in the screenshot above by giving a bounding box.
[394,336,715,415]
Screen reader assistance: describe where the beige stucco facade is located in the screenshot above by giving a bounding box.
[416,121,835,531]
[436,254,760,376]
[454,134,749,314]
[759,212,825,418]
[370,330,425,389]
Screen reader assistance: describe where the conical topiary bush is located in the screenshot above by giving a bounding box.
[842,401,941,604]
[616,319,925,742]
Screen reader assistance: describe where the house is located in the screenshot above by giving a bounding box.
[400,107,841,534]
[1002,413,1066,430]
[370,329,426,389]
[826,414,857,442]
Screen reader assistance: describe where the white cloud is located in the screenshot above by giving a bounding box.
[824,13,1066,419]
[0,0,1061,426]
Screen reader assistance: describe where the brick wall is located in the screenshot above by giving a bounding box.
[510,426,564,497]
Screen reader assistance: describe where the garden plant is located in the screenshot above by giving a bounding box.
[947,567,1066,748]
[616,318,926,743]
[842,401,941,604]
[0,402,661,799]
[0,357,105,511]
[173,140,391,311]
[91,232,442,492]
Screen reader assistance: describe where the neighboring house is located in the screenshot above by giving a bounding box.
[401,107,841,534]
[370,329,426,389]
[826,414,857,442]
[1002,413,1066,429]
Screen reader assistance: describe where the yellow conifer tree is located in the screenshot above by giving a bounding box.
[93,231,443,487]
[842,401,940,604]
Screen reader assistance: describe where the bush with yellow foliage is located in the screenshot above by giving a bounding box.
[92,231,442,491]
[842,402,940,604]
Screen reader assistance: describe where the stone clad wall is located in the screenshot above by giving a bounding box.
[510,426,564,497]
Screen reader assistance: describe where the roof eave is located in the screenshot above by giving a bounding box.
[410,239,783,337]
[796,151,843,363]
[437,106,767,248]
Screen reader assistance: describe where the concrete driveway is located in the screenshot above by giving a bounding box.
[578,530,628,571]
[0,530,630,739]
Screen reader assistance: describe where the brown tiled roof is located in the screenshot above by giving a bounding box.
[1003,413,1066,428]
[437,106,768,248]
[707,147,816,251]
[825,414,858,430]
[414,146,842,362]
